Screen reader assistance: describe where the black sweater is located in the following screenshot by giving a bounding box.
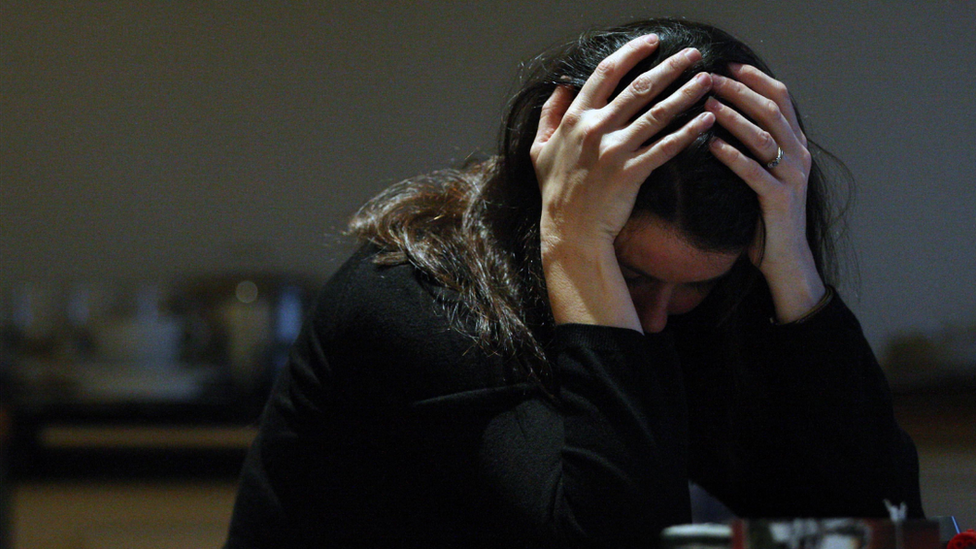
[224,246,922,548]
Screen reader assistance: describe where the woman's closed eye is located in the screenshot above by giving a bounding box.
[621,267,722,294]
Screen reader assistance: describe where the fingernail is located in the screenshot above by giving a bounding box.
[729,62,743,71]
[684,48,700,61]
[705,97,720,111]
[645,34,659,45]
[695,72,710,84]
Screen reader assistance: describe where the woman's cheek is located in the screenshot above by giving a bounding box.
[667,288,709,315]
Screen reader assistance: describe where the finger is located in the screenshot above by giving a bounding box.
[704,96,782,167]
[606,47,704,124]
[573,34,660,110]
[624,71,712,148]
[630,111,715,173]
[728,63,806,146]
[534,85,575,147]
[708,136,779,196]
[710,73,802,158]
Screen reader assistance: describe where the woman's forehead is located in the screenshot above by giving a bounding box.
[615,216,741,283]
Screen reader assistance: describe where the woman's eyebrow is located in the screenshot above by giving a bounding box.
[617,260,654,280]
[617,259,730,286]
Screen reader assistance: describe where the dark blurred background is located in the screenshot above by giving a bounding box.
[2,2,974,547]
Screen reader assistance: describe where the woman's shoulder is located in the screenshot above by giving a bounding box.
[305,243,510,402]
[315,243,448,336]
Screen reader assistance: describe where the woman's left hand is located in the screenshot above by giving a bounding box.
[704,64,826,323]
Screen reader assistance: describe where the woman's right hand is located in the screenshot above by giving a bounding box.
[530,35,715,331]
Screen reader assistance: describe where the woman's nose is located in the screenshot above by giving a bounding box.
[638,284,673,334]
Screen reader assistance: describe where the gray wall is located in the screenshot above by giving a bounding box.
[3,1,975,353]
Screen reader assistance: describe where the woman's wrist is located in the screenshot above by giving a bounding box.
[541,237,643,332]
[771,286,834,325]
[763,262,827,323]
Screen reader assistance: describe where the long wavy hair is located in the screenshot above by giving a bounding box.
[349,18,850,384]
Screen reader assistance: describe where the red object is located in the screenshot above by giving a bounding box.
[949,530,976,549]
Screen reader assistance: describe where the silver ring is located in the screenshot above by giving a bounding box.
[766,147,784,169]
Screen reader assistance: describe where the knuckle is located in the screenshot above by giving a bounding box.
[723,145,741,161]
[630,75,655,96]
[715,141,740,162]
[629,116,655,139]
[762,98,781,118]
[603,135,628,156]
[757,130,775,150]
[577,118,605,144]
[657,134,680,158]
[560,110,582,128]
[800,148,812,168]
[678,84,701,104]
[594,58,618,78]
[646,103,668,127]
[770,81,789,101]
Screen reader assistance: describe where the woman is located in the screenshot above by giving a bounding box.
[225,18,922,548]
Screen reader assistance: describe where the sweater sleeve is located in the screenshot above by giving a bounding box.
[225,249,695,548]
[682,290,923,519]
[468,324,692,547]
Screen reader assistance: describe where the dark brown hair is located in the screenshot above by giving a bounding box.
[349,18,849,384]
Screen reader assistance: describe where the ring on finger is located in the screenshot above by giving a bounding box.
[766,146,785,169]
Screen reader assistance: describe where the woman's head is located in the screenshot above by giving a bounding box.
[353,17,845,378]
[501,18,783,254]
[615,214,742,333]
[488,18,841,324]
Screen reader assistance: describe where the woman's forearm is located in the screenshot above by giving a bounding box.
[541,235,643,331]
